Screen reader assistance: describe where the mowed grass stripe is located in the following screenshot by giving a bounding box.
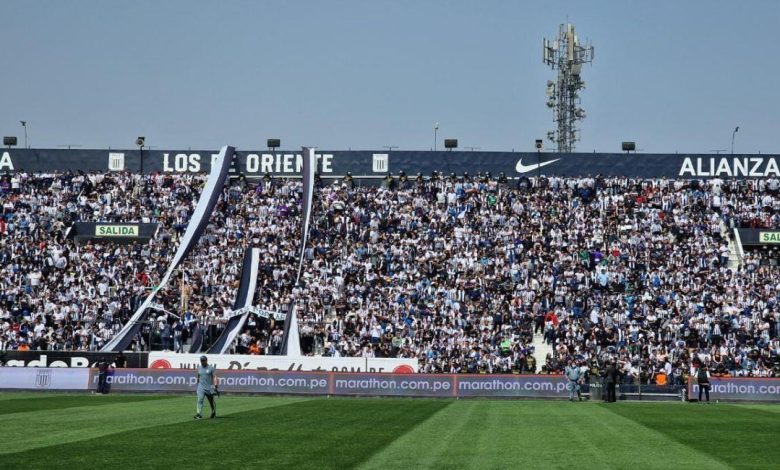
[725,402,780,414]
[0,392,69,401]
[359,401,730,470]
[1,397,450,470]
[605,403,780,470]
[360,399,479,470]
[0,395,310,455]
[0,394,178,415]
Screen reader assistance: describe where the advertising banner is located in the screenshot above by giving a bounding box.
[688,377,780,402]
[0,351,148,368]
[456,375,571,398]
[87,370,585,399]
[147,352,418,374]
[330,372,455,397]
[88,369,330,395]
[3,148,780,179]
[0,367,89,390]
[3,367,777,401]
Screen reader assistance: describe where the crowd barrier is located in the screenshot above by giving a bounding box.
[3,367,779,401]
[0,367,574,398]
[88,369,574,398]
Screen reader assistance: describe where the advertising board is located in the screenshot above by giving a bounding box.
[2,367,777,401]
[688,377,780,402]
[0,351,148,368]
[148,352,417,374]
[0,367,89,390]
[3,148,780,179]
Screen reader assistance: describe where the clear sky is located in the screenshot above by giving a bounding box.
[1,0,777,154]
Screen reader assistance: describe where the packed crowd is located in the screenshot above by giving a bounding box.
[1,171,779,382]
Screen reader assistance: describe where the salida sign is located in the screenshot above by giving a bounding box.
[759,232,780,244]
[95,225,139,237]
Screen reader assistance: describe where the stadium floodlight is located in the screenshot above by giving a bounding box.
[534,139,545,178]
[20,120,28,148]
[731,126,739,154]
[136,137,146,174]
[434,122,439,151]
[3,136,17,147]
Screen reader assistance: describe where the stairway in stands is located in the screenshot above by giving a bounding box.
[720,220,743,269]
[531,331,555,373]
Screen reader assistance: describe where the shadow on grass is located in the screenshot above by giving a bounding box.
[602,403,780,469]
[3,398,451,469]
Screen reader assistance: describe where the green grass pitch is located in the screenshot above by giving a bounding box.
[1,392,778,469]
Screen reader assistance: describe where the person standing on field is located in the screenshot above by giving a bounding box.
[696,364,711,403]
[194,355,218,419]
[603,360,618,403]
[565,360,583,401]
[96,357,112,394]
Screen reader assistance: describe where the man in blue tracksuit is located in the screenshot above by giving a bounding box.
[194,355,218,419]
[565,360,583,401]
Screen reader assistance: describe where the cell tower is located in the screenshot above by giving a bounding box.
[543,23,594,153]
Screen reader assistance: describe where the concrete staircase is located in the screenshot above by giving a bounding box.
[720,220,742,269]
[531,331,555,372]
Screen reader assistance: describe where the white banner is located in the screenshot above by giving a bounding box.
[0,367,90,390]
[148,352,418,374]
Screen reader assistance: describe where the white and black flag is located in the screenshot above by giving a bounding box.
[281,147,316,357]
[205,248,261,354]
[101,145,235,352]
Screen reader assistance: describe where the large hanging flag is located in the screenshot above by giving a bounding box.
[281,147,316,356]
[295,147,317,284]
[101,145,235,352]
[188,323,204,354]
[206,248,260,354]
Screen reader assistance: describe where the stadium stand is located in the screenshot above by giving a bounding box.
[1,171,779,383]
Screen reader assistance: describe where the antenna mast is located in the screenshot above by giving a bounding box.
[543,23,594,153]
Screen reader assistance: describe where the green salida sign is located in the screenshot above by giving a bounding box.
[95,225,139,237]
[759,232,780,244]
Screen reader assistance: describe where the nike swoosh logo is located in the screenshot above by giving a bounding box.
[515,158,561,174]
